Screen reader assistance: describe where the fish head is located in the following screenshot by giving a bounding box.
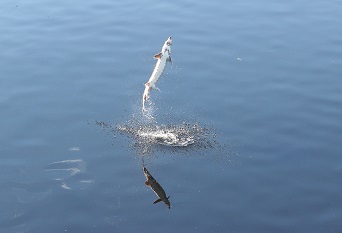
[166,36,172,46]
[163,36,172,54]
[165,196,171,209]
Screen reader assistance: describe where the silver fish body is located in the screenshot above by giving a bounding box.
[142,36,172,112]
[143,166,171,209]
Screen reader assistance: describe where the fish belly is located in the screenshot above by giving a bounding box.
[148,56,168,87]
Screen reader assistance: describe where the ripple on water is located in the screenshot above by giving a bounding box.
[45,159,94,190]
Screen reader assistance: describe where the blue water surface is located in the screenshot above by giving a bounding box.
[1,0,342,232]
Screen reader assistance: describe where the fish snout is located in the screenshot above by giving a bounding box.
[166,196,171,208]
[166,36,172,46]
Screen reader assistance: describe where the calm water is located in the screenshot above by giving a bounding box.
[1,0,342,232]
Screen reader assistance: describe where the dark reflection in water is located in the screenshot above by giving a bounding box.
[142,159,171,209]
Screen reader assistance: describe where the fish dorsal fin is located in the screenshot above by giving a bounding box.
[153,52,162,59]
[153,198,162,204]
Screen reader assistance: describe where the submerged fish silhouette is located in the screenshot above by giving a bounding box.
[142,36,172,112]
[143,166,171,209]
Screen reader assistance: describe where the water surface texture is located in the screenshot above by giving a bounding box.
[1,0,342,232]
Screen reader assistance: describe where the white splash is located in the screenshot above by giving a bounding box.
[138,129,194,147]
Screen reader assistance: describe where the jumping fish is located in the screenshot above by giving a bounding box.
[142,36,173,112]
[143,166,171,209]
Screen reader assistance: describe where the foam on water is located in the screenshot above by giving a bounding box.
[117,123,198,147]
[97,115,218,155]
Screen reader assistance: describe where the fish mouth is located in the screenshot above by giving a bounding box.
[166,36,172,45]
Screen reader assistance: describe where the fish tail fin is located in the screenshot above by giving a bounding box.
[152,85,160,92]
[142,83,150,112]
[142,97,146,112]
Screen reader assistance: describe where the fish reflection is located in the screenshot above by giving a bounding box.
[142,163,171,209]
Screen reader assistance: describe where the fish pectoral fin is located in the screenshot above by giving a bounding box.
[153,52,162,59]
[167,55,172,65]
[145,180,150,186]
[152,85,160,92]
[153,198,162,204]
